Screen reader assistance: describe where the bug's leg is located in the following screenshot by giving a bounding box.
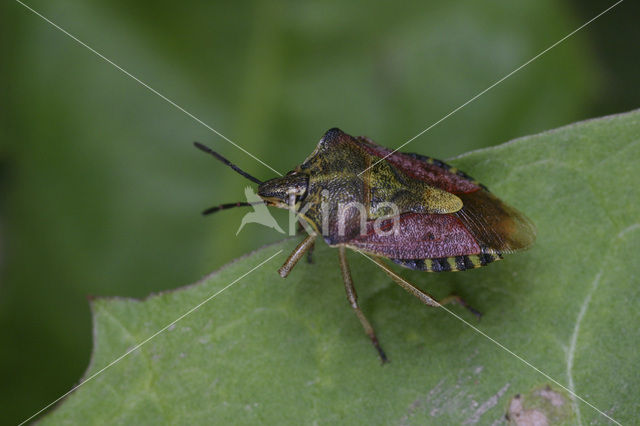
[294,221,315,263]
[369,256,440,307]
[339,247,388,363]
[370,256,482,318]
[278,234,316,278]
[439,295,482,319]
[306,241,315,264]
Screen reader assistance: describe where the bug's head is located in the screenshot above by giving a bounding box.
[257,171,309,209]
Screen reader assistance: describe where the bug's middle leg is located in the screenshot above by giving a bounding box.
[306,241,315,264]
[339,246,388,363]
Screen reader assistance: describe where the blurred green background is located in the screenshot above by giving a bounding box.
[1,0,638,423]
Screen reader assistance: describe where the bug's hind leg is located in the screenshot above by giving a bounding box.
[369,255,440,307]
[370,255,481,318]
[339,246,388,363]
[439,295,482,319]
[279,234,316,278]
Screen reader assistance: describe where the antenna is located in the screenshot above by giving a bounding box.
[201,201,266,216]
[194,142,263,185]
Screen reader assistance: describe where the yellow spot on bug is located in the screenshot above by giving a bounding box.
[447,258,458,271]
[422,186,463,214]
[425,259,434,271]
[468,255,482,268]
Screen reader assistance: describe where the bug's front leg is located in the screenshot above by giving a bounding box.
[339,246,388,363]
[278,234,316,278]
[296,222,315,264]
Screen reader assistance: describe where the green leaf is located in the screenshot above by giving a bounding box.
[3,1,602,422]
[40,110,640,424]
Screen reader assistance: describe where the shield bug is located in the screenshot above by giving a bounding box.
[195,128,536,362]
